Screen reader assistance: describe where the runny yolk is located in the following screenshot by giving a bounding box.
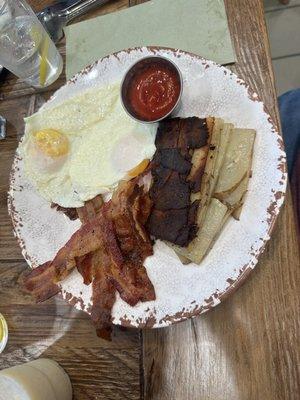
[33,129,69,158]
[127,159,150,177]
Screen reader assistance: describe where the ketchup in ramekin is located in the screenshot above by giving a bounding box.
[121,56,182,123]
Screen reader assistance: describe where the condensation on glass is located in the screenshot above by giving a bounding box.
[0,0,63,87]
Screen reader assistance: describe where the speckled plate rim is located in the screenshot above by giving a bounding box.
[8,46,287,329]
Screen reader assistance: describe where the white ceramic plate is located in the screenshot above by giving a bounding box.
[8,47,287,328]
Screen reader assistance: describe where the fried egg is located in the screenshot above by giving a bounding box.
[21,83,157,207]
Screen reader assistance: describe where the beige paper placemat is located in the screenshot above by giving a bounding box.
[65,0,235,79]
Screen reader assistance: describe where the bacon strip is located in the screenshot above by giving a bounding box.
[24,261,60,302]
[24,180,155,340]
[89,215,123,339]
[77,194,103,223]
[51,203,78,220]
[108,181,155,304]
[76,254,93,285]
[91,251,115,340]
[24,213,110,301]
[51,194,104,222]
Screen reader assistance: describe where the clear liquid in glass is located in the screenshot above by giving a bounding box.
[0,15,63,87]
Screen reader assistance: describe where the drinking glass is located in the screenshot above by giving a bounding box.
[0,313,8,353]
[0,359,72,400]
[0,0,63,87]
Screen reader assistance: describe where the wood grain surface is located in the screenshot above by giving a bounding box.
[0,261,142,400]
[0,1,299,400]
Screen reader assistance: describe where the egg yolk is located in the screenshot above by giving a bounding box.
[33,129,69,158]
[127,159,150,177]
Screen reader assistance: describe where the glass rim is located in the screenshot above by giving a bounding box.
[0,313,8,353]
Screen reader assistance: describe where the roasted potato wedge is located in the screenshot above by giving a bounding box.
[173,118,222,260]
[184,198,228,264]
[218,174,247,207]
[171,124,255,265]
[177,254,191,265]
[190,116,216,202]
[214,128,256,197]
[232,200,244,220]
[194,118,223,224]
[219,129,255,219]
[209,122,232,196]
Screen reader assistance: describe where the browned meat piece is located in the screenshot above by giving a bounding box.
[150,169,190,210]
[147,200,199,246]
[155,117,208,155]
[147,208,188,244]
[155,118,180,149]
[147,117,209,247]
[152,148,191,173]
[178,117,208,151]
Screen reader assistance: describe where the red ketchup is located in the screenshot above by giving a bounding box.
[127,65,181,121]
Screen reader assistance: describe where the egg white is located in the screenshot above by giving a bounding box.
[21,83,157,207]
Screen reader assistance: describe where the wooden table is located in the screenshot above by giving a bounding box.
[0,1,299,399]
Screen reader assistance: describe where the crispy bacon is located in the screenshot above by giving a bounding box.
[51,195,104,222]
[91,250,115,340]
[76,254,93,285]
[108,181,155,303]
[24,261,60,303]
[77,195,103,223]
[75,194,105,286]
[53,215,111,281]
[88,216,124,340]
[24,180,155,340]
[24,213,113,302]
[51,203,78,220]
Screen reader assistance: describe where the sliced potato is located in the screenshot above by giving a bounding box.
[231,176,250,220]
[195,118,223,225]
[221,208,232,226]
[206,116,215,132]
[232,200,244,220]
[184,198,228,264]
[189,145,210,200]
[190,117,216,202]
[177,254,191,265]
[207,207,232,252]
[220,129,255,219]
[214,128,256,196]
[207,122,232,199]
[214,172,246,201]
[218,174,248,207]
[232,137,255,220]
[172,118,223,261]
[170,124,256,265]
